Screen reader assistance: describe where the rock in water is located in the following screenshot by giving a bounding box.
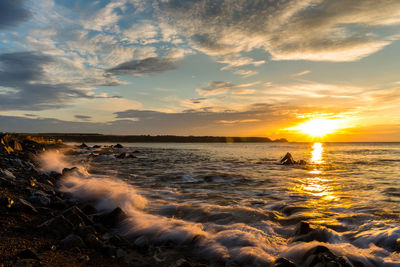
[94,207,128,228]
[114,144,123,148]
[77,143,88,149]
[274,257,298,267]
[280,152,296,165]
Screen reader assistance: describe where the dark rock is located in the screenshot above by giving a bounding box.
[109,234,130,247]
[62,206,93,226]
[76,225,97,239]
[29,190,51,206]
[101,245,117,257]
[38,215,73,238]
[280,152,296,165]
[114,144,123,148]
[302,245,354,267]
[62,167,78,176]
[16,249,40,260]
[60,234,86,250]
[12,198,38,214]
[294,221,311,236]
[94,207,128,228]
[134,235,149,249]
[80,204,97,215]
[85,234,103,249]
[77,143,88,149]
[274,257,298,267]
[49,195,68,209]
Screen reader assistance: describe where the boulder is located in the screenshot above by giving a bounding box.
[94,207,128,228]
[280,152,296,165]
[38,215,73,238]
[62,206,93,226]
[29,190,51,206]
[114,144,123,148]
[294,221,312,236]
[302,245,354,267]
[60,234,86,250]
[84,234,103,249]
[12,198,38,214]
[62,167,78,176]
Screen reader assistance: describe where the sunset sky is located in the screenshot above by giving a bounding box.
[1,0,400,141]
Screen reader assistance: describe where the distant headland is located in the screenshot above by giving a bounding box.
[4,133,288,143]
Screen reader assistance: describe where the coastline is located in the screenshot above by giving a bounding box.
[0,134,219,267]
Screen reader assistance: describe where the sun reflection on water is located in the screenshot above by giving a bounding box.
[311,142,324,164]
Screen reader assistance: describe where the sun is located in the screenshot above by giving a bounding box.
[287,117,347,138]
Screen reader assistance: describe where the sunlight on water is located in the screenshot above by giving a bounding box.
[311,142,324,164]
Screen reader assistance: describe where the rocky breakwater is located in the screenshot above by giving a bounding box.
[0,134,203,266]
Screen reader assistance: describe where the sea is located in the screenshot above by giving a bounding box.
[40,142,400,266]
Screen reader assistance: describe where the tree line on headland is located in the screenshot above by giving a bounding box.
[1,133,288,143]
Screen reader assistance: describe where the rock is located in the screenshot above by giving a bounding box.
[302,245,354,267]
[60,234,86,250]
[77,143,88,149]
[94,207,128,228]
[134,235,149,249]
[92,145,101,148]
[1,169,16,179]
[80,204,97,215]
[78,255,90,262]
[29,190,51,206]
[85,234,103,249]
[114,144,123,148]
[274,257,298,267]
[116,152,136,159]
[16,249,40,260]
[62,206,93,226]
[12,198,38,214]
[62,167,78,176]
[76,225,97,239]
[38,215,73,238]
[294,221,311,236]
[101,245,117,257]
[280,152,296,165]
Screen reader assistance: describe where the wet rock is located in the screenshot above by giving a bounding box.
[62,206,93,226]
[16,249,40,260]
[1,169,16,179]
[80,204,97,215]
[60,234,86,250]
[38,215,73,238]
[92,145,101,148]
[302,245,354,267]
[13,198,38,214]
[109,234,130,247]
[292,226,332,243]
[62,167,78,176]
[114,144,123,148]
[77,143,88,149]
[274,257,298,267]
[280,152,296,165]
[49,195,68,209]
[94,207,128,228]
[294,221,312,236]
[85,234,103,249]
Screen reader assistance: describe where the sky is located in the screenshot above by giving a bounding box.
[0,0,400,141]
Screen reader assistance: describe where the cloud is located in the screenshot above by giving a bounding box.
[107,57,179,76]
[157,0,400,62]
[0,0,31,29]
[196,81,259,97]
[74,115,92,121]
[0,51,119,110]
[292,70,311,78]
[233,69,258,78]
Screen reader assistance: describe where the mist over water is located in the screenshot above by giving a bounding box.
[43,142,400,266]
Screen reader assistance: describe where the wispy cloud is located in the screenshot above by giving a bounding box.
[196,81,259,97]
[292,70,311,78]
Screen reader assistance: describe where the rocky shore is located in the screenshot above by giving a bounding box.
[0,134,366,266]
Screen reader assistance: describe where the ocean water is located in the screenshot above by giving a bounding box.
[44,142,400,266]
